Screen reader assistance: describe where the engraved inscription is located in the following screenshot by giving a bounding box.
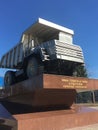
[62,78,88,89]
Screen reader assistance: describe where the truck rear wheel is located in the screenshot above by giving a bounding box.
[4,71,16,87]
[26,57,43,78]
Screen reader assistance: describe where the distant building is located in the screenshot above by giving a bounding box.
[0,77,4,89]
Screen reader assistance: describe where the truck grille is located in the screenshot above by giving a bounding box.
[55,40,84,63]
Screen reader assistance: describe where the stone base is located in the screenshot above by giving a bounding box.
[1,103,98,130]
[13,106,98,130]
[1,74,98,130]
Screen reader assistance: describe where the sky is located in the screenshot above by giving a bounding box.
[0,0,98,78]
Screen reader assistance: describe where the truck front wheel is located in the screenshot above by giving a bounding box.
[4,71,16,87]
[26,57,39,78]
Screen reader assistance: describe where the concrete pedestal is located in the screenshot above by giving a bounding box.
[1,74,98,130]
[12,106,98,130]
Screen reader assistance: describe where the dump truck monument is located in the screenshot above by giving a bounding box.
[0,18,98,130]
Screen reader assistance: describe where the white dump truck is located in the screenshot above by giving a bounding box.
[0,18,84,86]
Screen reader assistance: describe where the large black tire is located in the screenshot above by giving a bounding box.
[26,57,44,78]
[4,71,16,87]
